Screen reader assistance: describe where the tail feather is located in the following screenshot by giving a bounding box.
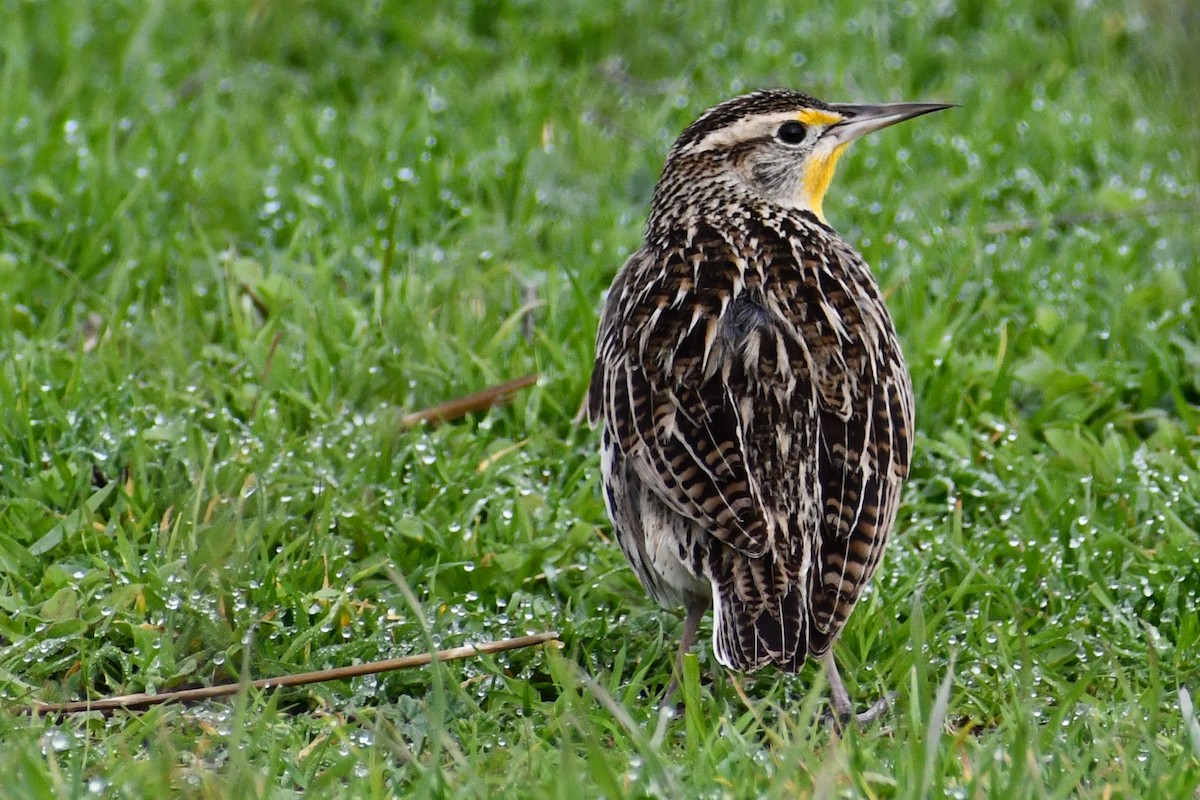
[711,562,809,672]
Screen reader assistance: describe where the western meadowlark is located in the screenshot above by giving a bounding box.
[587,89,950,724]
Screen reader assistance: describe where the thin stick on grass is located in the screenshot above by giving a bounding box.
[247,329,283,422]
[20,631,560,719]
[400,373,539,428]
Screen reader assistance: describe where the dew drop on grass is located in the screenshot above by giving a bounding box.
[43,730,73,754]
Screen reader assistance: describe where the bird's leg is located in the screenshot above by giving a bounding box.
[822,649,853,724]
[821,650,892,729]
[661,600,706,709]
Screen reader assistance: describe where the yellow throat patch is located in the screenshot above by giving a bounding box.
[800,141,850,223]
[793,109,848,222]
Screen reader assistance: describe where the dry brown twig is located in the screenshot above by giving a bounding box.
[400,373,539,428]
[20,632,560,719]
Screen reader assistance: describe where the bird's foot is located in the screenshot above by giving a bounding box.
[823,692,896,733]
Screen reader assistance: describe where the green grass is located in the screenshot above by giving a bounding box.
[1,0,1199,797]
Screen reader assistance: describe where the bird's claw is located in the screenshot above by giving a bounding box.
[823,692,897,732]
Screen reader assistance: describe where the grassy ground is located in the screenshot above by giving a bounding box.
[1,1,1199,797]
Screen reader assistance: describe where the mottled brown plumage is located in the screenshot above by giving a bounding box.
[587,89,950,721]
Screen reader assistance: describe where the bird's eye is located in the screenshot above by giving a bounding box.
[776,121,808,145]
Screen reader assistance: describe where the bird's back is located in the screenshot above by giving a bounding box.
[589,200,913,673]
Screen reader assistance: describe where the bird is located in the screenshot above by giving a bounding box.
[586,89,950,724]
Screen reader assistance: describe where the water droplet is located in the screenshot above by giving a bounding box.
[42,728,74,753]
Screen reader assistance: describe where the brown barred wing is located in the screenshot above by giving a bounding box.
[587,231,770,559]
[805,250,915,653]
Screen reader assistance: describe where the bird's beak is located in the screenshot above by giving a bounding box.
[824,102,955,145]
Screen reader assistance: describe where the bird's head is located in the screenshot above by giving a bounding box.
[658,89,952,224]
